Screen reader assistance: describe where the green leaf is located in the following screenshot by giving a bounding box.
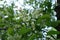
[51,20,60,27]
[40,14,50,20]
[28,0,34,4]
[47,30,60,35]
[28,34,36,40]
[7,27,14,35]
[19,27,32,35]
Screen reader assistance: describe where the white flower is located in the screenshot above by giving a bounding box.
[4,15,8,18]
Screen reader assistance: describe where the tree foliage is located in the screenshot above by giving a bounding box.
[0,0,60,40]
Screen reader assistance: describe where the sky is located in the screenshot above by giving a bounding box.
[0,0,57,9]
[0,0,24,9]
